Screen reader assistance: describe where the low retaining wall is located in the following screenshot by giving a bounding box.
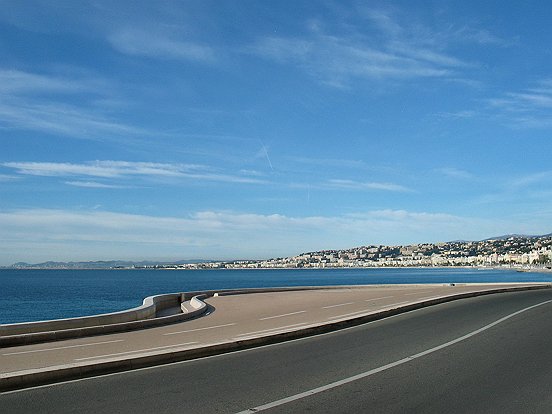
[0,293,183,337]
[0,293,209,347]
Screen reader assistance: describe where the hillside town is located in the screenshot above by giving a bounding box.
[7,235,552,271]
[158,235,552,270]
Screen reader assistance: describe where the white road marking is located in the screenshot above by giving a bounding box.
[381,300,411,307]
[403,291,433,296]
[235,299,552,413]
[235,323,308,337]
[74,342,198,361]
[327,309,374,320]
[322,302,355,309]
[2,340,125,356]
[327,300,414,320]
[364,296,394,302]
[259,311,306,320]
[163,323,236,336]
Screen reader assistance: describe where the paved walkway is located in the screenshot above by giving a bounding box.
[0,284,545,376]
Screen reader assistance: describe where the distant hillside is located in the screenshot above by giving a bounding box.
[5,232,552,269]
[5,259,213,269]
[483,233,549,241]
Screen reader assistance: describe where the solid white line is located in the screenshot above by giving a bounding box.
[235,299,552,413]
[259,311,306,320]
[322,302,355,309]
[163,323,237,336]
[364,296,394,302]
[235,323,308,337]
[74,342,198,361]
[2,340,125,356]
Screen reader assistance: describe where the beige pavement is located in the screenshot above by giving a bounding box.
[1,283,547,378]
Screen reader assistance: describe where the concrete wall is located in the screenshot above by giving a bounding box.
[0,292,183,336]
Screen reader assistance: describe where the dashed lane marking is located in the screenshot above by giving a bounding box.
[259,311,306,321]
[2,340,125,356]
[163,323,237,336]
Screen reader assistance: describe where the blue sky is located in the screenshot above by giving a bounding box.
[1,0,552,264]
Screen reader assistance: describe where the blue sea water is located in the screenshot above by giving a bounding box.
[0,267,550,324]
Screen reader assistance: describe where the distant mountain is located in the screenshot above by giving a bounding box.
[4,259,213,269]
[5,232,551,269]
[482,234,541,241]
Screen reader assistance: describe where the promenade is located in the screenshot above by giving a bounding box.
[1,283,549,391]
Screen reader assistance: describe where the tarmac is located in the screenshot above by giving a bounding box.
[1,283,550,391]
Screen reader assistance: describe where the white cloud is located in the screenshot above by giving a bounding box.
[3,161,185,177]
[288,156,372,170]
[251,8,478,87]
[253,34,454,87]
[0,69,101,95]
[64,181,125,189]
[436,110,477,120]
[488,79,552,128]
[0,207,535,265]
[510,171,552,187]
[0,174,19,182]
[327,179,411,192]
[436,168,474,179]
[0,68,145,139]
[109,29,215,62]
[2,161,267,185]
[0,100,145,139]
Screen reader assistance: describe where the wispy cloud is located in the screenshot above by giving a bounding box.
[250,8,479,87]
[510,171,552,187]
[488,79,552,128]
[446,26,513,47]
[0,69,104,95]
[436,110,478,120]
[64,181,126,189]
[0,68,145,139]
[109,29,215,62]
[2,161,267,185]
[0,174,19,182]
[287,156,375,170]
[252,35,454,88]
[327,179,411,192]
[436,167,474,179]
[0,99,145,139]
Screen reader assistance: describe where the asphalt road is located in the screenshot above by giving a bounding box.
[4,284,519,374]
[1,289,551,413]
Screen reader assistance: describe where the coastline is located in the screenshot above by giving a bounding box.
[2,265,551,272]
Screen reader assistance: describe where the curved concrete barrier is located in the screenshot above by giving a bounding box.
[0,293,182,336]
[0,293,210,347]
[183,294,208,314]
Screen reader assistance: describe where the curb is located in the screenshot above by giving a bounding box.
[1,284,550,392]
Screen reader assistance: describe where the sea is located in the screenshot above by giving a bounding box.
[1,267,551,324]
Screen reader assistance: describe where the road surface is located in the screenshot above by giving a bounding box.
[1,288,551,413]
